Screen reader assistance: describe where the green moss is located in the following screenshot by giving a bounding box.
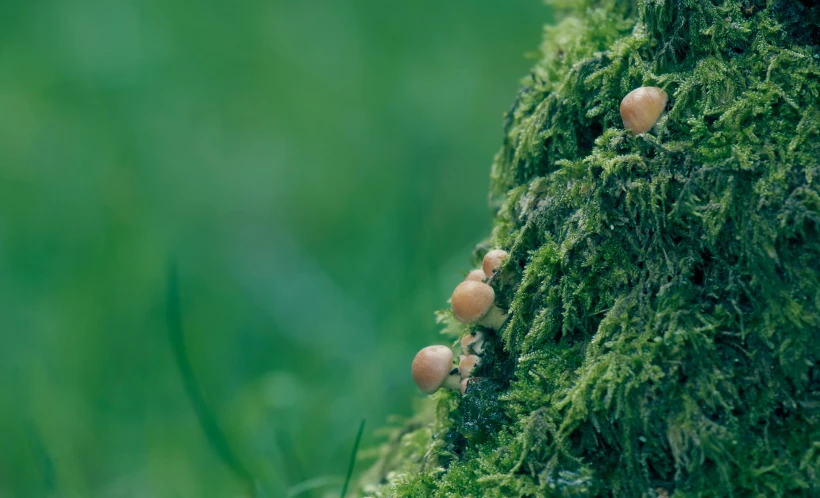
[369,0,820,495]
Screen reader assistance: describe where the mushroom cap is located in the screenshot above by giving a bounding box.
[620,86,668,134]
[451,281,495,323]
[465,269,486,282]
[460,331,484,352]
[411,346,454,394]
[459,354,480,377]
[482,249,509,277]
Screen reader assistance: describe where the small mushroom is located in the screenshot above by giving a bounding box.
[482,249,509,278]
[459,354,481,377]
[460,331,485,355]
[411,345,460,394]
[451,281,507,330]
[620,86,668,134]
[465,269,486,282]
[460,377,479,395]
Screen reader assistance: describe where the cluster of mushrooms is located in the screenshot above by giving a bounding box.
[410,86,668,397]
[411,249,509,396]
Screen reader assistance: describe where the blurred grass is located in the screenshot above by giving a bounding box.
[0,0,548,496]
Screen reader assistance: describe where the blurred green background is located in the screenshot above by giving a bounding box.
[0,1,548,496]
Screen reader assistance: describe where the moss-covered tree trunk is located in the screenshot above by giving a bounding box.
[369,1,820,496]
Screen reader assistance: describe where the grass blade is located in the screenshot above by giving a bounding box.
[340,418,366,498]
[166,262,258,496]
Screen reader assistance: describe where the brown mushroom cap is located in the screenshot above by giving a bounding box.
[482,249,509,277]
[411,345,455,394]
[451,281,495,324]
[459,354,480,377]
[620,86,668,134]
[465,269,486,282]
[460,331,485,354]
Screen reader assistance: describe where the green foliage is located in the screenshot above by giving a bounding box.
[373,0,820,496]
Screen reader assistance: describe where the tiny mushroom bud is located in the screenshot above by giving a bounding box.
[460,331,485,355]
[482,249,509,278]
[451,281,508,330]
[465,269,486,282]
[459,354,481,378]
[620,86,668,134]
[411,345,460,394]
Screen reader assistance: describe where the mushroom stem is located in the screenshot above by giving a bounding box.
[443,373,461,391]
[478,305,507,330]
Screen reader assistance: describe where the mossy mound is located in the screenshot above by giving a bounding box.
[370,1,820,496]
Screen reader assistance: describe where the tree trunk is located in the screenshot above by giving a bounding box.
[369,1,820,495]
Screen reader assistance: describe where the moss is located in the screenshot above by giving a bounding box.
[369,0,820,495]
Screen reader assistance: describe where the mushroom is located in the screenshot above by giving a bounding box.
[465,269,486,282]
[451,281,508,330]
[482,249,509,278]
[459,354,481,378]
[411,345,460,394]
[620,86,668,134]
[460,331,485,355]
[460,377,479,395]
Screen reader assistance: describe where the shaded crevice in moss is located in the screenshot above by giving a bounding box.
[369,1,820,496]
